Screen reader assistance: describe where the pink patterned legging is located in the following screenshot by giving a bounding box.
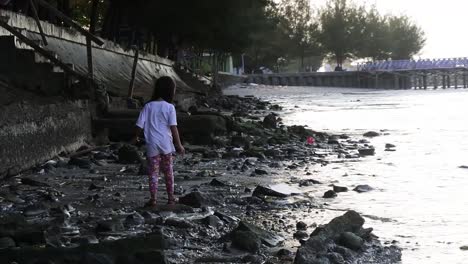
[147,154,174,202]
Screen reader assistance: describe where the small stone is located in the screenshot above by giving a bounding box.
[203,215,224,228]
[323,190,337,198]
[209,178,227,187]
[353,185,373,193]
[276,248,293,258]
[89,183,104,191]
[385,143,396,148]
[0,237,16,249]
[125,212,145,227]
[333,185,348,193]
[358,148,375,156]
[118,144,141,164]
[254,168,268,175]
[96,219,124,233]
[21,178,50,187]
[296,221,307,230]
[293,231,309,240]
[460,245,468,251]
[68,157,93,169]
[164,218,193,228]
[23,204,48,217]
[363,131,380,137]
[252,185,288,198]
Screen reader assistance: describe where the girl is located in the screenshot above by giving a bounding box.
[134,76,185,206]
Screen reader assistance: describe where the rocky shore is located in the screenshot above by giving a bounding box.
[0,95,401,263]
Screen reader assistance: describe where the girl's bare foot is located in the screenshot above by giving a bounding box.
[168,197,177,205]
[145,199,157,207]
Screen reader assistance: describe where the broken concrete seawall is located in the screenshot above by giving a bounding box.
[0,100,91,177]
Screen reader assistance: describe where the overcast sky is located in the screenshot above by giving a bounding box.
[312,0,467,58]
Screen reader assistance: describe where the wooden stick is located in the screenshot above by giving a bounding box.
[86,37,93,79]
[127,47,139,98]
[35,0,104,46]
[29,0,48,46]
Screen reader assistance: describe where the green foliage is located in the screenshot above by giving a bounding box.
[318,0,425,66]
[277,0,322,71]
[387,15,426,60]
[318,0,365,66]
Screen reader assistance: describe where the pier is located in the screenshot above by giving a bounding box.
[246,58,468,89]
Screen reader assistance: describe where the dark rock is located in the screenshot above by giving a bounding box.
[209,178,227,187]
[231,221,284,248]
[339,232,364,250]
[264,149,281,158]
[138,162,149,175]
[385,143,396,149]
[89,183,104,191]
[263,113,279,129]
[96,219,124,233]
[333,186,348,193]
[358,148,375,156]
[21,178,50,187]
[254,168,268,175]
[0,237,15,249]
[252,185,288,198]
[164,218,193,228]
[363,131,380,137]
[231,230,261,253]
[179,114,227,136]
[276,248,294,258]
[459,165,468,169]
[203,215,224,228]
[295,211,401,264]
[118,144,141,164]
[328,137,340,145]
[80,253,114,264]
[23,204,48,217]
[124,212,145,227]
[323,190,337,198]
[231,135,250,148]
[294,231,309,240]
[68,157,93,169]
[353,185,373,193]
[296,221,307,230]
[298,179,321,187]
[178,191,218,208]
[134,250,168,264]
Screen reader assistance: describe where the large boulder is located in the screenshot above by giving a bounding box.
[177,114,228,144]
[230,221,284,253]
[294,211,401,264]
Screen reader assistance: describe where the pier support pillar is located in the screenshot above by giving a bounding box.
[464,72,467,88]
[447,75,451,88]
[433,75,438,89]
[394,74,400,89]
[454,74,458,89]
[423,74,427,89]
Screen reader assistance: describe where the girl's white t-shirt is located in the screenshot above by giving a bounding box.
[136,101,177,157]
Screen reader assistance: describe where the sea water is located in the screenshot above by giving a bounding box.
[224,85,468,264]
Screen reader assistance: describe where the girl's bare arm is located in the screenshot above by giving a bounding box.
[170,126,185,155]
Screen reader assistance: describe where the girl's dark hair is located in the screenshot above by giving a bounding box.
[151,76,176,103]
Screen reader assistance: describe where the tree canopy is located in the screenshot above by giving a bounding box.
[21,0,425,71]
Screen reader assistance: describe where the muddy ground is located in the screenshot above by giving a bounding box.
[0,96,401,264]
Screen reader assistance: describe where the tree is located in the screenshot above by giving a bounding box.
[318,0,364,68]
[355,6,391,61]
[278,0,321,71]
[387,15,425,60]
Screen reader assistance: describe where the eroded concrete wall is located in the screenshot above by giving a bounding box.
[0,100,91,177]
